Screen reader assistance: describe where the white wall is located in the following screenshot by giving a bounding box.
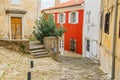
[83,0,101,59]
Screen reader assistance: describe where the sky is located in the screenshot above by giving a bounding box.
[41,0,68,10]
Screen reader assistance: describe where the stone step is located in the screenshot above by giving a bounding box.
[30,51,48,56]
[29,41,49,58]
[33,54,49,58]
[31,51,49,58]
[30,49,46,53]
[30,41,41,45]
[30,45,44,50]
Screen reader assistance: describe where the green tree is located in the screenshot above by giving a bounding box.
[33,13,66,43]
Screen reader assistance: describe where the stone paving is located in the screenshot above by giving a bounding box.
[0,47,110,80]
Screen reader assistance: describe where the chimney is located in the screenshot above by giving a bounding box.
[55,0,60,6]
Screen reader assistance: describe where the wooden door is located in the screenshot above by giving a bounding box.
[11,17,22,39]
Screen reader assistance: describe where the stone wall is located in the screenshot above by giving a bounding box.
[0,0,40,39]
[0,39,30,53]
[44,37,60,61]
[44,37,59,52]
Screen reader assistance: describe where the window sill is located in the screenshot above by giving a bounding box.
[104,33,109,35]
[58,22,65,24]
[69,22,78,24]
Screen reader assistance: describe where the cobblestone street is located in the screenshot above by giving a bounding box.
[0,47,110,80]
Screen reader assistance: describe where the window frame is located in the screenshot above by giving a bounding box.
[69,11,79,24]
[57,13,66,24]
[71,12,76,23]
[104,12,110,34]
[86,11,91,23]
[86,39,90,52]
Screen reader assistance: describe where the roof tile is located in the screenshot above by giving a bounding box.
[43,0,84,11]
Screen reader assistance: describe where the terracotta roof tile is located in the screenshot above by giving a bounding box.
[42,0,84,11]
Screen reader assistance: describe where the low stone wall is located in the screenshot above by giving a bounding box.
[0,39,30,53]
[44,37,59,61]
[44,37,59,52]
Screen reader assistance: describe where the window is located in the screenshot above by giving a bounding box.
[58,13,65,24]
[70,38,76,51]
[86,11,91,23]
[71,12,76,23]
[100,15,103,30]
[11,0,21,5]
[86,40,90,52]
[69,12,79,24]
[104,12,110,34]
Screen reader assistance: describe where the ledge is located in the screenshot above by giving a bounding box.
[6,9,27,14]
[0,39,29,41]
[0,39,30,53]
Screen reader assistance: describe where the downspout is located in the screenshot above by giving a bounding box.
[100,0,104,45]
[99,0,104,63]
[111,0,118,79]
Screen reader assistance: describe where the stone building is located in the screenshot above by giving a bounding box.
[82,0,101,60]
[0,0,41,39]
[99,0,120,79]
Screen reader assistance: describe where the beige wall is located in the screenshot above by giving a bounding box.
[100,0,120,79]
[0,0,40,39]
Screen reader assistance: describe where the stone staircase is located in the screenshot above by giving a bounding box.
[29,41,49,58]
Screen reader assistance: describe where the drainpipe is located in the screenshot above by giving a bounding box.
[111,0,118,79]
[100,0,104,45]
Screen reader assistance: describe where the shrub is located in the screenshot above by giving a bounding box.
[20,44,25,52]
[33,13,66,43]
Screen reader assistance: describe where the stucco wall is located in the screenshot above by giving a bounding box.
[55,10,84,54]
[115,1,120,79]
[100,0,120,79]
[0,0,40,39]
[83,0,100,59]
[43,5,84,55]
[99,0,114,77]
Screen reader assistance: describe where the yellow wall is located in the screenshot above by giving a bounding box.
[0,0,40,39]
[115,1,120,79]
[100,0,120,79]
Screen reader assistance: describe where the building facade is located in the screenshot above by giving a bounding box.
[0,0,40,39]
[83,0,101,59]
[42,0,84,54]
[99,0,120,79]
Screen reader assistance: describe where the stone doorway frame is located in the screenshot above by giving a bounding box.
[8,14,25,39]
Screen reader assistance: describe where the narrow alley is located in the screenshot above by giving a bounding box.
[0,47,110,80]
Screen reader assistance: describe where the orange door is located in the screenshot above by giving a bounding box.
[11,17,22,39]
